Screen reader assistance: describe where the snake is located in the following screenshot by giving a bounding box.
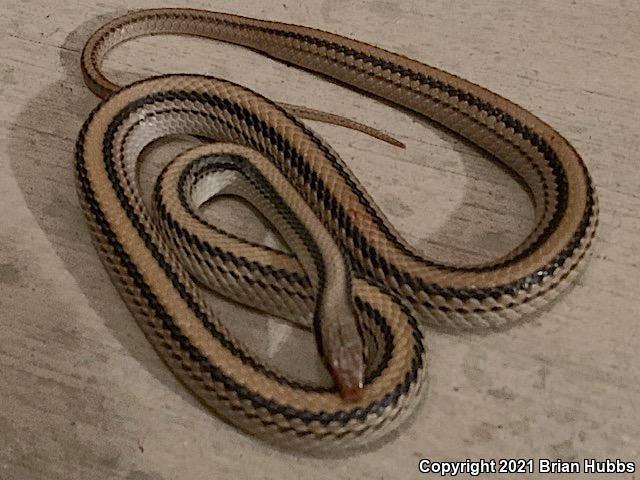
[75,8,598,451]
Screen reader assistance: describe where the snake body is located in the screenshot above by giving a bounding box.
[76,8,597,450]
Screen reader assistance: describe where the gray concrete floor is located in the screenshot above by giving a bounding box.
[1,1,639,479]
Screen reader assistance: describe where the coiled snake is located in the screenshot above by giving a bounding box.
[75,8,597,451]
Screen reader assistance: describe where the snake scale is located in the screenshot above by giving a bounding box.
[75,8,597,451]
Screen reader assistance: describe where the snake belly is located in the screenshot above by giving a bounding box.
[76,8,598,450]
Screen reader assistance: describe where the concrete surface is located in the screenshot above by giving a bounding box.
[1,1,639,479]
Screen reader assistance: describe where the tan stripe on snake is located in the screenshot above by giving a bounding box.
[76,8,598,451]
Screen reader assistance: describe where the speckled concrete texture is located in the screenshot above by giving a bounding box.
[1,1,639,479]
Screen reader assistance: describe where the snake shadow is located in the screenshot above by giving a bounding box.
[7,9,573,459]
[7,10,216,416]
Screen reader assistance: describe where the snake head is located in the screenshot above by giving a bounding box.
[319,297,366,402]
[329,343,365,402]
